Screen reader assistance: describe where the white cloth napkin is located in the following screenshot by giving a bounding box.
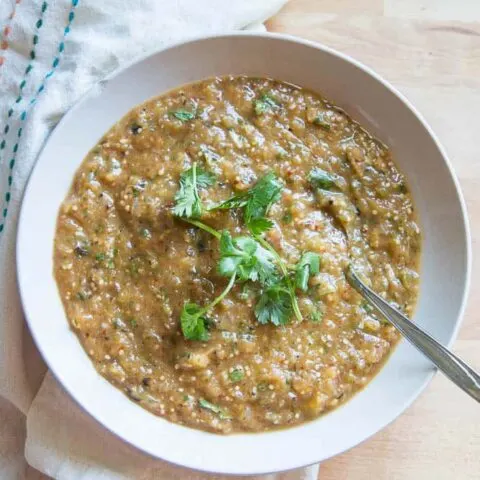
[0,0,320,479]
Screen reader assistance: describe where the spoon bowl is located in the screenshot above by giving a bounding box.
[346,265,480,403]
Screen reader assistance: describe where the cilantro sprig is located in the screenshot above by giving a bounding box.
[173,167,322,338]
[180,273,236,341]
[210,172,306,323]
[173,162,215,219]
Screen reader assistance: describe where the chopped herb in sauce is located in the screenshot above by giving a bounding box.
[254,93,279,115]
[229,368,244,383]
[282,211,293,224]
[170,109,196,122]
[309,168,337,190]
[312,113,331,130]
[140,228,151,239]
[198,398,231,419]
[310,309,323,323]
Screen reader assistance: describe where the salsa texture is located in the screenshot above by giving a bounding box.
[54,76,421,433]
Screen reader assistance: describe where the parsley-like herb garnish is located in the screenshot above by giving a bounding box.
[173,162,215,219]
[218,231,276,284]
[295,252,321,292]
[172,167,324,336]
[244,173,282,226]
[210,172,303,324]
[180,273,237,341]
[253,236,303,324]
[255,280,293,326]
[180,303,210,342]
[247,217,275,236]
[210,171,282,230]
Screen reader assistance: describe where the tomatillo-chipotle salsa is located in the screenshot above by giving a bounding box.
[54,76,421,433]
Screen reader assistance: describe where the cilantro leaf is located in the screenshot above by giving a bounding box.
[255,281,293,326]
[247,217,274,236]
[244,172,283,224]
[194,169,216,189]
[218,231,276,284]
[179,273,237,341]
[211,194,249,211]
[173,163,215,218]
[170,109,196,122]
[180,303,210,341]
[309,168,336,190]
[295,252,321,292]
[209,172,282,228]
[198,398,231,419]
[254,94,279,115]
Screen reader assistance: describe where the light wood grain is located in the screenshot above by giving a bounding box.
[268,2,480,479]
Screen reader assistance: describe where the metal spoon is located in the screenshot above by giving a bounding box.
[346,265,480,403]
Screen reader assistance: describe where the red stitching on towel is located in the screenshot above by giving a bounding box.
[0,0,23,71]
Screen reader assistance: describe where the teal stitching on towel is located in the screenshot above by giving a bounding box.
[0,1,47,154]
[0,0,79,234]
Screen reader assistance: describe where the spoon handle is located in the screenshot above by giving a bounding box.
[346,267,480,403]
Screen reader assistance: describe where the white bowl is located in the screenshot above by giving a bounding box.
[17,33,471,475]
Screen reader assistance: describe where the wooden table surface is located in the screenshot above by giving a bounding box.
[268,1,480,479]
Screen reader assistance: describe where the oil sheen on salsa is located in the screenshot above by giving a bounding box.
[54,76,421,433]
